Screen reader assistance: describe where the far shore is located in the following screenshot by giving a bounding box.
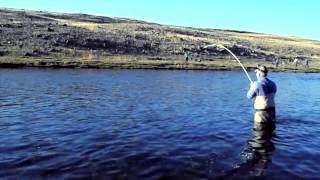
[0,56,318,73]
[1,8,320,75]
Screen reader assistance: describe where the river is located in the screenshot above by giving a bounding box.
[0,68,319,179]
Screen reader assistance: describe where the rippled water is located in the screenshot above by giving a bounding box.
[0,68,319,179]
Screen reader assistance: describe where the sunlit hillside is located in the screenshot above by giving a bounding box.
[1,8,319,71]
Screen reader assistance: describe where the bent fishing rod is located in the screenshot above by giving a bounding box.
[203,44,253,83]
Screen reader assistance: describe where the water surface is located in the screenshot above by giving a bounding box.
[0,68,319,179]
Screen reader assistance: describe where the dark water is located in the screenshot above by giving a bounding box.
[0,68,319,179]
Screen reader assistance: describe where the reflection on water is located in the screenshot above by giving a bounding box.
[221,111,276,179]
[246,119,276,176]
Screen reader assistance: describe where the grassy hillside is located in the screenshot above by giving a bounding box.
[1,8,320,72]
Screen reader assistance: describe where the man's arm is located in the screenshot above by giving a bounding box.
[247,82,257,99]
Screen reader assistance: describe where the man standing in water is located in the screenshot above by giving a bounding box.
[246,65,277,176]
[247,65,277,131]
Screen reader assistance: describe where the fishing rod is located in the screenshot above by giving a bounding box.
[203,44,253,83]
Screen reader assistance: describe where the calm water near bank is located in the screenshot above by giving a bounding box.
[0,68,319,179]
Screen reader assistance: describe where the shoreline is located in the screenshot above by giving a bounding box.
[0,56,318,73]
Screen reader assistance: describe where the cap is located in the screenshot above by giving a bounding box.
[255,65,268,74]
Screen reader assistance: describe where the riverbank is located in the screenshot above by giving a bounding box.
[1,55,319,73]
[1,8,320,74]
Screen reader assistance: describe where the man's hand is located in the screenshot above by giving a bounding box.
[250,81,255,87]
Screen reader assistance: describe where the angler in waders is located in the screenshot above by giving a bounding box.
[247,65,277,132]
[246,65,277,175]
[203,44,277,131]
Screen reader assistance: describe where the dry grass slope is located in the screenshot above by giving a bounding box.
[0,8,320,72]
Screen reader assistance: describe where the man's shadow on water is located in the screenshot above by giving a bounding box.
[245,122,276,177]
[220,119,276,179]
